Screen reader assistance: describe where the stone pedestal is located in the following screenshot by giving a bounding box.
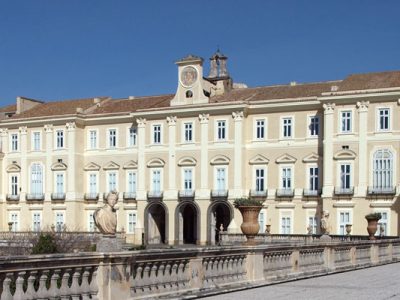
[320,234,332,241]
[96,235,123,252]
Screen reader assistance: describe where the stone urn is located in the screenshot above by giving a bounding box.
[365,213,382,240]
[345,224,352,236]
[237,206,262,244]
[265,224,271,235]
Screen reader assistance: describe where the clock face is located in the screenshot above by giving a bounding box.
[180,66,198,87]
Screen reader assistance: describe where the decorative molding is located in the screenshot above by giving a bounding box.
[210,154,230,165]
[166,116,177,125]
[44,124,54,133]
[333,149,357,160]
[232,111,244,121]
[66,122,76,130]
[322,103,335,113]
[356,100,369,112]
[302,152,320,163]
[123,160,138,170]
[333,202,355,208]
[198,113,209,124]
[276,153,297,164]
[51,161,67,171]
[6,163,21,173]
[147,158,165,168]
[84,162,101,171]
[249,154,269,165]
[178,156,197,167]
[136,118,147,127]
[103,161,120,170]
[0,128,8,136]
[19,126,27,135]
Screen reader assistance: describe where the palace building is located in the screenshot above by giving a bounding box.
[0,51,399,245]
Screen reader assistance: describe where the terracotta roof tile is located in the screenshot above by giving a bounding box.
[0,104,16,113]
[339,70,400,91]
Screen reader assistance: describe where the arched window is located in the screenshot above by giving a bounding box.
[373,150,393,189]
[31,163,43,195]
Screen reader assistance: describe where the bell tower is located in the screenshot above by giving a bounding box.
[170,54,209,106]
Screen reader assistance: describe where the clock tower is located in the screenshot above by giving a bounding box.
[171,54,209,106]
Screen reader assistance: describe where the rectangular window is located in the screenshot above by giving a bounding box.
[308,216,318,234]
[10,213,19,232]
[282,117,292,138]
[341,111,352,132]
[255,168,265,191]
[56,130,64,149]
[128,212,137,233]
[377,212,388,236]
[89,174,97,194]
[31,164,43,195]
[152,170,161,192]
[184,122,193,142]
[108,172,117,192]
[108,129,117,148]
[183,169,193,191]
[128,127,137,147]
[255,119,265,139]
[89,130,97,149]
[339,211,350,235]
[153,125,161,144]
[309,167,319,191]
[88,212,95,232]
[56,173,64,193]
[33,212,41,232]
[55,212,64,232]
[216,168,226,191]
[281,216,291,234]
[11,134,18,151]
[378,108,390,131]
[309,116,319,137]
[33,132,40,151]
[258,210,266,233]
[217,120,226,140]
[282,167,292,189]
[127,172,136,193]
[340,164,351,189]
[11,175,18,196]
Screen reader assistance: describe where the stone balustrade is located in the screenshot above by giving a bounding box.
[1,239,400,299]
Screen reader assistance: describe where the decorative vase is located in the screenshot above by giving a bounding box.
[345,224,352,236]
[366,219,379,240]
[238,206,262,244]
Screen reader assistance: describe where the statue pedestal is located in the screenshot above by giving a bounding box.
[96,235,123,252]
[320,234,332,241]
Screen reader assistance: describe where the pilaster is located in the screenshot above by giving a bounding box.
[198,114,209,199]
[165,116,177,199]
[44,125,53,201]
[322,103,335,197]
[356,101,369,196]
[0,129,8,202]
[136,118,147,200]
[66,122,76,200]
[19,126,28,201]
[232,111,244,198]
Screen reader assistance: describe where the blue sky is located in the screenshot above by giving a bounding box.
[0,1,399,106]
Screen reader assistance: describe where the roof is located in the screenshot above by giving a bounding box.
[0,104,16,113]
[339,70,400,91]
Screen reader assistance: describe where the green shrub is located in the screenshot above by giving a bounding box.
[233,197,263,208]
[31,233,58,254]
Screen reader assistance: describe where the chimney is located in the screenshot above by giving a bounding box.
[16,97,43,114]
[290,81,297,86]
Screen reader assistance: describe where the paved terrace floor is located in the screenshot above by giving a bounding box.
[203,263,400,300]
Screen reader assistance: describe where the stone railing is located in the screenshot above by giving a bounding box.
[1,239,400,299]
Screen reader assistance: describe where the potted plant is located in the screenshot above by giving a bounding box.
[233,197,263,244]
[365,212,382,240]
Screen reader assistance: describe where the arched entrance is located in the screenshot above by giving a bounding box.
[175,201,200,245]
[144,202,168,245]
[207,201,233,245]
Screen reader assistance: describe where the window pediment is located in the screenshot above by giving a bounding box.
[334,149,356,160]
[276,153,297,164]
[210,155,230,165]
[178,156,197,167]
[302,152,320,163]
[51,162,67,171]
[103,161,120,170]
[147,158,165,168]
[123,160,137,169]
[6,163,21,173]
[249,154,269,165]
[84,162,101,171]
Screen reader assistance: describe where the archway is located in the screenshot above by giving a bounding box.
[207,201,233,245]
[175,201,200,245]
[144,202,168,245]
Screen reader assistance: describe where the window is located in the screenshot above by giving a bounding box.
[282,117,292,138]
[33,212,41,232]
[216,168,226,191]
[88,212,95,232]
[377,212,388,236]
[308,216,318,234]
[55,212,64,232]
[30,163,43,195]
[255,119,265,139]
[378,108,390,131]
[128,127,137,147]
[341,111,352,133]
[153,125,161,144]
[152,170,161,192]
[32,132,40,151]
[11,175,18,196]
[127,172,137,193]
[340,164,351,189]
[309,116,319,137]
[9,213,19,232]
[281,216,291,234]
[107,172,117,192]
[56,130,64,149]
[184,122,193,142]
[89,173,97,194]
[309,167,319,191]
[216,120,226,140]
[258,210,266,233]
[89,130,97,149]
[282,167,292,189]
[11,133,18,151]
[255,168,265,191]
[183,169,193,191]
[339,211,351,235]
[373,149,393,189]
[55,173,64,194]
[127,211,137,233]
[108,129,117,148]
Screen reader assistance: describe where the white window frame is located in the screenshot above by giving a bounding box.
[55,211,65,232]
[306,211,318,234]
[337,210,352,235]
[308,115,320,137]
[279,210,293,234]
[150,169,163,192]
[182,121,194,143]
[87,211,95,232]
[339,110,353,133]
[254,118,267,140]
[127,127,137,147]
[152,124,162,144]
[258,209,267,233]
[54,129,65,149]
[214,166,228,191]
[375,210,390,236]
[10,133,19,152]
[307,164,319,191]
[87,172,99,194]
[106,171,118,192]
[32,212,42,232]
[31,131,41,151]
[376,107,391,132]
[30,163,44,195]
[9,212,19,232]
[372,149,394,189]
[182,167,194,191]
[107,128,118,149]
[280,165,294,189]
[281,116,294,139]
[127,211,137,234]
[215,119,228,141]
[9,174,19,196]
[253,166,266,192]
[337,162,353,189]
[87,129,98,150]
[126,171,137,193]
[54,172,65,194]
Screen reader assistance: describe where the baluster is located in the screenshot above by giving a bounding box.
[149,263,158,292]
[81,268,91,300]
[157,263,166,293]
[60,269,71,300]
[142,264,151,293]
[132,265,143,296]
[14,271,26,300]
[170,263,178,291]
[0,273,13,300]
[24,271,37,300]
[36,270,50,300]
[177,261,185,289]
[202,259,210,288]
[70,268,82,300]
[89,268,99,300]
[164,263,172,292]
[48,270,61,300]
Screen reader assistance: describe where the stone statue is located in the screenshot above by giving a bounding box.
[320,210,331,235]
[94,190,118,235]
